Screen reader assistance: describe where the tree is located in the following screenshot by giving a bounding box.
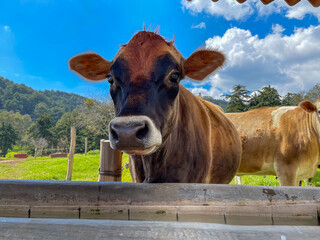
[28,113,55,146]
[31,138,48,158]
[0,111,32,145]
[34,102,50,118]
[84,98,96,110]
[79,98,115,139]
[282,93,300,106]
[0,122,19,157]
[248,85,281,110]
[224,85,250,113]
[202,96,229,111]
[305,83,320,102]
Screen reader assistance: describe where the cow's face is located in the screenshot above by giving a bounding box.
[69,31,224,155]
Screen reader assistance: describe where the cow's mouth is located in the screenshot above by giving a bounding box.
[123,146,159,156]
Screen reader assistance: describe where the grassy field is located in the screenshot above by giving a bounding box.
[0,151,132,182]
[0,152,319,186]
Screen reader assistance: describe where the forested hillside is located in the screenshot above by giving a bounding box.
[0,76,86,122]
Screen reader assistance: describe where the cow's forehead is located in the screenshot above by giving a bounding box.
[113,31,182,80]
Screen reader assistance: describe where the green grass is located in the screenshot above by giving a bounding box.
[0,152,132,182]
[230,170,320,187]
[0,151,319,186]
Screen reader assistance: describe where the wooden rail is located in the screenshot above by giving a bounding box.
[1,218,319,240]
[0,180,319,226]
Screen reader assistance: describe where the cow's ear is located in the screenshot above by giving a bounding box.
[184,50,225,81]
[69,53,111,81]
[299,100,316,113]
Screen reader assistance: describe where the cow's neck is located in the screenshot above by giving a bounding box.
[138,86,210,183]
[312,112,320,146]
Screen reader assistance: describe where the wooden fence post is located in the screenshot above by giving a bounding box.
[84,137,87,156]
[99,139,122,182]
[66,127,76,181]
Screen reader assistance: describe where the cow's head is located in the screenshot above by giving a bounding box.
[69,31,224,155]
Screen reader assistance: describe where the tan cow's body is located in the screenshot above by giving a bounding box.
[227,99,320,186]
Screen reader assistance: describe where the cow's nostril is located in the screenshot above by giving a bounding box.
[111,128,119,142]
[136,124,149,140]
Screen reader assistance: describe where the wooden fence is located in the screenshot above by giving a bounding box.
[0,179,319,226]
[1,140,320,239]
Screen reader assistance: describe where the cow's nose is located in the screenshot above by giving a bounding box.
[110,121,148,143]
[108,116,162,153]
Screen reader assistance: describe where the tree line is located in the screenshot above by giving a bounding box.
[0,76,114,157]
[222,83,320,113]
[0,75,319,157]
[0,98,114,157]
[0,76,86,122]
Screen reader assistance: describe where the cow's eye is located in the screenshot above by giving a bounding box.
[169,72,180,84]
[107,75,114,85]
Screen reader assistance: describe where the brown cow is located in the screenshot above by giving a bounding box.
[227,98,320,186]
[69,30,241,183]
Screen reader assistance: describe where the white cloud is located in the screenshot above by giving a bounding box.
[181,0,254,21]
[3,25,10,31]
[189,25,320,99]
[285,1,320,20]
[181,0,320,21]
[191,22,206,29]
[272,24,285,34]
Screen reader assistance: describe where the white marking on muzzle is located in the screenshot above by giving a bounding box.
[109,115,162,154]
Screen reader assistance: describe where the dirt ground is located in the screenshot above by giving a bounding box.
[0,158,27,166]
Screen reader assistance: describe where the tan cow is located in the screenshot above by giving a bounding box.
[69,30,242,183]
[227,98,320,186]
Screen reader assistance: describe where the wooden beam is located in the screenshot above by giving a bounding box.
[66,127,76,181]
[309,0,320,7]
[98,140,122,182]
[260,0,275,4]
[84,137,87,156]
[284,0,301,6]
[1,218,320,239]
[0,180,319,225]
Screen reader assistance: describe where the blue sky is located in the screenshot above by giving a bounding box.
[0,0,319,99]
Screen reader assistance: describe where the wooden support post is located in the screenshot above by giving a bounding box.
[84,137,87,156]
[99,139,122,182]
[66,127,76,181]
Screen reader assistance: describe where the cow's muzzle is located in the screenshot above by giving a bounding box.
[109,116,162,155]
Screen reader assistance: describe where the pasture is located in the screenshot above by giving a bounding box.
[1,151,319,186]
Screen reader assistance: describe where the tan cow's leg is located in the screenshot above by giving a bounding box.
[276,165,298,186]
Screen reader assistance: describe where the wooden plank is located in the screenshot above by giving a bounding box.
[1,180,319,206]
[0,205,29,218]
[272,204,318,226]
[84,137,87,156]
[178,205,225,224]
[225,205,272,225]
[1,218,320,240]
[129,206,177,222]
[30,206,79,219]
[309,0,320,7]
[0,180,100,206]
[81,206,128,220]
[0,180,319,225]
[99,140,122,182]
